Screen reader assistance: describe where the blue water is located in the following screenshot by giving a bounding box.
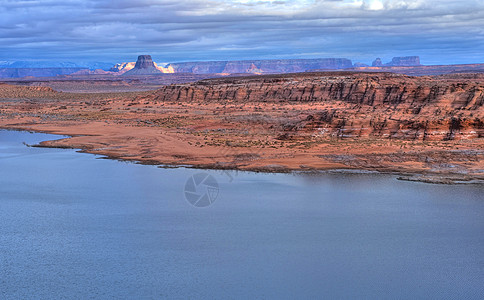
[1,130,483,299]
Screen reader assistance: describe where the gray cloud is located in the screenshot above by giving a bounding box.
[0,0,483,64]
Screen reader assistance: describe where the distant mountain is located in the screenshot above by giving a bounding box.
[168,58,354,74]
[372,56,421,67]
[0,61,114,70]
[111,60,173,74]
[77,62,115,70]
[110,62,136,73]
[111,58,354,74]
[0,68,88,78]
[0,56,426,78]
[372,58,383,67]
[353,62,370,68]
[346,63,484,76]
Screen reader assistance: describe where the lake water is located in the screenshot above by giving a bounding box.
[1,130,483,299]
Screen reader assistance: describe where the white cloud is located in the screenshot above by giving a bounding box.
[365,0,384,10]
[0,0,483,64]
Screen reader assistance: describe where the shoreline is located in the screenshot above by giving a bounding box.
[3,127,482,185]
[1,73,483,185]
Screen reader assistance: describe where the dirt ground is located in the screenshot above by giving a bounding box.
[1,76,483,184]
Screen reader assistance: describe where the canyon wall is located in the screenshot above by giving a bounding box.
[145,72,484,141]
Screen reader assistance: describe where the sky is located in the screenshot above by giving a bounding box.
[1,0,484,65]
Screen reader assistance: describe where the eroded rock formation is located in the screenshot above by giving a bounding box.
[122,55,163,76]
[145,72,484,141]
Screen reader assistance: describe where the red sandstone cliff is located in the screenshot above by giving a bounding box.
[145,72,484,141]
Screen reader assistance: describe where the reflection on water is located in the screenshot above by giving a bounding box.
[1,130,483,299]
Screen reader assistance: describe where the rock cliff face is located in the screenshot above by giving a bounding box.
[134,55,156,69]
[122,55,162,76]
[146,72,484,141]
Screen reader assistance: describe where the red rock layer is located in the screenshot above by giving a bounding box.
[0,83,58,98]
[146,72,484,141]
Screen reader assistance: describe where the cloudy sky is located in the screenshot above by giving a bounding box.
[1,0,483,65]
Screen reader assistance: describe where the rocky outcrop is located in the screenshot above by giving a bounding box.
[145,72,484,141]
[0,83,58,98]
[135,55,156,69]
[122,55,162,76]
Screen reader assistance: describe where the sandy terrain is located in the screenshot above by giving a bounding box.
[0,73,483,184]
